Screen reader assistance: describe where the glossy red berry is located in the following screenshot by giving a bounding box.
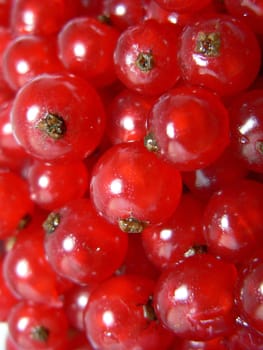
[84,274,175,350]
[114,20,181,95]
[235,250,263,334]
[0,170,33,238]
[44,198,128,285]
[147,85,230,171]
[2,35,62,91]
[225,0,263,35]
[203,179,263,263]
[8,301,69,350]
[58,17,119,87]
[0,258,17,322]
[229,89,263,174]
[178,14,261,96]
[10,0,80,36]
[11,73,106,161]
[27,160,89,211]
[3,226,64,307]
[154,254,237,340]
[90,141,182,231]
[153,0,212,12]
[106,88,154,144]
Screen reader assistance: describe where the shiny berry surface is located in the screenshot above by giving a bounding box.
[44,198,128,285]
[147,85,230,171]
[11,73,106,161]
[178,14,261,96]
[90,141,182,230]
[154,254,237,340]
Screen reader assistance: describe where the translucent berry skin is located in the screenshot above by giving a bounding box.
[106,88,154,145]
[235,250,263,334]
[154,0,212,12]
[11,73,106,161]
[172,336,228,350]
[178,14,261,96]
[8,301,69,350]
[142,193,205,270]
[203,180,263,263]
[44,198,128,285]
[148,86,229,171]
[113,20,181,96]
[58,17,119,87]
[229,89,263,174]
[10,0,80,36]
[0,170,33,238]
[27,160,89,211]
[154,254,237,340]
[226,323,263,350]
[225,0,263,35]
[90,141,182,227]
[2,35,62,91]
[0,258,17,322]
[3,225,65,307]
[83,274,175,350]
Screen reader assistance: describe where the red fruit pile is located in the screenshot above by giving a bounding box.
[0,0,263,349]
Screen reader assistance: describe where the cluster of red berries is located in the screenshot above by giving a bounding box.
[0,0,263,349]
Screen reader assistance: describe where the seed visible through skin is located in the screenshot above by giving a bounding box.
[36,112,66,140]
[135,51,154,72]
[43,212,61,234]
[31,325,50,343]
[143,296,157,321]
[195,32,221,57]
[118,217,146,233]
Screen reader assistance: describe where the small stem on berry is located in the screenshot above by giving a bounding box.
[256,141,263,154]
[118,217,146,233]
[184,244,208,258]
[195,32,221,57]
[97,14,112,25]
[43,212,61,234]
[135,51,154,72]
[31,325,50,343]
[144,132,159,152]
[17,213,32,230]
[36,112,66,140]
[143,295,157,321]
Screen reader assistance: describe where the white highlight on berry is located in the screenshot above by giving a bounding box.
[26,105,40,122]
[73,42,86,58]
[23,10,35,32]
[102,310,115,327]
[110,179,123,194]
[62,235,76,252]
[38,175,50,188]
[166,122,175,138]
[239,117,257,135]
[17,317,30,331]
[173,284,189,301]
[160,229,173,241]
[17,60,30,74]
[2,122,12,135]
[121,116,135,131]
[16,259,31,278]
[115,4,126,16]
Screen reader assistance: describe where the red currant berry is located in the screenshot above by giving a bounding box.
[229,89,263,174]
[90,141,182,231]
[44,198,128,285]
[235,250,263,334]
[225,0,263,35]
[27,159,89,211]
[154,254,237,340]
[147,85,230,171]
[154,0,212,12]
[142,193,206,270]
[8,301,69,350]
[11,73,106,161]
[114,20,181,96]
[0,170,33,238]
[203,179,263,263]
[3,225,64,307]
[10,0,80,36]
[0,257,17,321]
[226,323,263,350]
[172,336,228,350]
[106,88,154,144]
[58,17,119,87]
[84,274,175,350]
[2,35,62,91]
[178,14,261,96]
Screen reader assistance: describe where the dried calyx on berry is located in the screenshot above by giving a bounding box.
[195,31,221,57]
[36,112,66,140]
[135,50,154,72]
[43,212,61,234]
[118,216,146,233]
